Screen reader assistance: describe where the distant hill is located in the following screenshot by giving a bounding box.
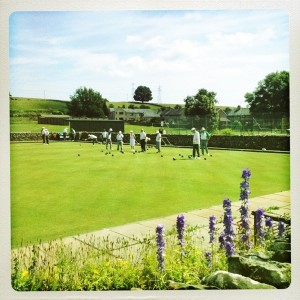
[10,97,69,115]
[10,97,236,116]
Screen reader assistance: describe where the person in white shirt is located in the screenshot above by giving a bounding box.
[129,130,136,152]
[106,128,113,150]
[102,129,108,144]
[63,127,68,141]
[88,134,98,145]
[140,129,147,152]
[41,127,46,144]
[156,130,162,153]
[44,128,50,145]
[71,128,76,141]
[191,127,200,159]
[116,131,124,152]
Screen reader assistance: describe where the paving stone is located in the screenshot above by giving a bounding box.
[137,217,176,232]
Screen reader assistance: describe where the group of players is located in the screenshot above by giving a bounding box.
[87,128,161,153]
[41,126,211,158]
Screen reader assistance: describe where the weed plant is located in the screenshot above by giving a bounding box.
[11,223,229,291]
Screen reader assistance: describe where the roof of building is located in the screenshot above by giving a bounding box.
[227,107,250,116]
[160,108,183,117]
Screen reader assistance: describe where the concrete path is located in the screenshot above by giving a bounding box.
[61,190,290,253]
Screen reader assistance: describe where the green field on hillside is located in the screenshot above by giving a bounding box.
[10,98,69,113]
[10,142,290,248]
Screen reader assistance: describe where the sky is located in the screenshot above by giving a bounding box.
[9,10,289,107]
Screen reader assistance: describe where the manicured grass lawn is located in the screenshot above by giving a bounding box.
[10,142,290,248]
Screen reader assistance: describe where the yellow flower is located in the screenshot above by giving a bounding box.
[21,270,29,278]
[117,259,128,266]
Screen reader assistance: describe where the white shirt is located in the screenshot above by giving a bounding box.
[140,131,146,140]
[156,133,162,142]
[116,133,124,141]
[193,131,200,144]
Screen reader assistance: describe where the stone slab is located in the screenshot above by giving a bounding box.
[137,217,176,232]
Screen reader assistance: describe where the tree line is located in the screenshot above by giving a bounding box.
[67,70,289,130]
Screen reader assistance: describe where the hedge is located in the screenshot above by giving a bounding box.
[10,133,289,151]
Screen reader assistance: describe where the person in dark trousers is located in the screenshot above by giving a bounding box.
[140,129,146,152]
[41,127,46,144]
[191,127,200,159]
[200,127,211,155]
[45,128,50,145]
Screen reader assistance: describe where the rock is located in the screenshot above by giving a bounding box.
[228,255,291,288]
[268,241,291,252]
[203,270,276,289]
[270,250,291,263]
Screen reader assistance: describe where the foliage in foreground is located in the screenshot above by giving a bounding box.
[11,226,228,291]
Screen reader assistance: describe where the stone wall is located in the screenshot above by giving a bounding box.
[10,132,290,151]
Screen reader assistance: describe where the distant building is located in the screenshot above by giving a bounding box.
[69,118,124,132]
[216,108,230,128]
[109,108,160,121]
[226,107,251,122]
[160,108,185,121]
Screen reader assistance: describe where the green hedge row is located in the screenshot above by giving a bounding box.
[10,133,290,151]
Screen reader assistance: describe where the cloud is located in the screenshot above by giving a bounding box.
[9,10,288,105]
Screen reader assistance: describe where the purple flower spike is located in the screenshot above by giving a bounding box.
[239,168,252,249]
[278,221,286,238]
[255,208,265,244]
[156,224,166,272]
[225,241,235,256]
[176,214,185,247]
[220,198,235,256]
[205,251,212,267]
[242,168,251,180]
[223,198,231,209]
[209,215,216,243]
[265,216,273,229]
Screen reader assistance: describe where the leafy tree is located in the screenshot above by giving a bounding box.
[133,86,153,104]
[184,88,219,130]
[245,71,289,117]
[67,87,108,118]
